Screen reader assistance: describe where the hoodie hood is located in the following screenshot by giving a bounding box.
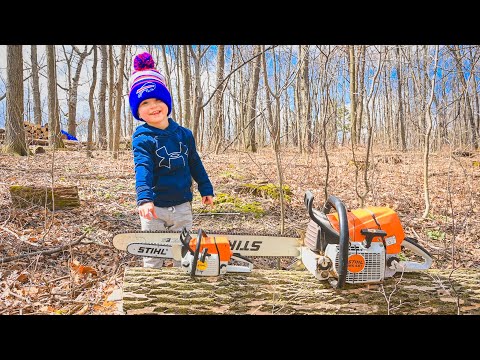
[133,118,179,139]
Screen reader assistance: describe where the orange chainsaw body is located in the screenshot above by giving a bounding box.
[188,236,233,262]
[327,207,404,254]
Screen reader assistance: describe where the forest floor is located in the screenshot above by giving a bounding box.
[0,145,479,315]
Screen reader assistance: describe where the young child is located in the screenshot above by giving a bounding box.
[129,52,214,268]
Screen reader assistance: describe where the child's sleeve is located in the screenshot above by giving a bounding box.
[188,133,214,197]
[132,135,155,205]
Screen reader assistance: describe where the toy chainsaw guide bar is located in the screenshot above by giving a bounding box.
[112,191,433,288]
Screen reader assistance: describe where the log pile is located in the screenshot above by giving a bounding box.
[122,267,480,315]
[24,122,50,142]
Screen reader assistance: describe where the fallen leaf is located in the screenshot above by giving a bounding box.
[16,273,29,284]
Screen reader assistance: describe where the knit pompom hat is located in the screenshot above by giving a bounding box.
[128,52,172,120]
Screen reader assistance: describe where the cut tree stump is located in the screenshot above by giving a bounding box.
[9,185,80,210]
[122,267,480,315]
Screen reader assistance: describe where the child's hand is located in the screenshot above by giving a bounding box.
[202,196,214,206]
[138,202,158,220]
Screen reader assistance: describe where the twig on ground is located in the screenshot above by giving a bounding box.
[0,232,89,264]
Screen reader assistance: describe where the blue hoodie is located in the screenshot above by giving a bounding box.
[132,118,214,207]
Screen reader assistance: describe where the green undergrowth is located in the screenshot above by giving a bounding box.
[195,192,264,218]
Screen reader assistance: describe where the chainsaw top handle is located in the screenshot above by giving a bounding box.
[190,228,208,278]
[304,191,350,289]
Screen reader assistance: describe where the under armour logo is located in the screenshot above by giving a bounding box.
[136,82,156,98]
[157,143,188,169]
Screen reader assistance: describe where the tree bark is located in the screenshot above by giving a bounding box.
[67,46,93,137]
[245,45,262,152]
[349,45,357,147]
[108,45,115,151]
[395,46,407,151]
[3,45,28,156]
[97,45,108,149]
[213,45,225,154]
[122,267,480,315]
[30,45,42,127]
[46,45,64,149]
[181,45,192,129]
[113,45,126,159]
[87,45,98,157]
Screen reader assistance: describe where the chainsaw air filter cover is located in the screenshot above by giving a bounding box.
[325,242,385,284]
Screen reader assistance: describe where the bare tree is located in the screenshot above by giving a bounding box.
[181,45,192,129]
[113,45,126,159]
[245,45,262,152]
[3,45,28,156]
[422,45,439,218]
[349,45,357,146]
[66,45,93,137]
[108,45,115,151]
[97,45,108,149]
[87,45,98,158]
[46,45,64,149]
[30,45,42,126]
[213,45,225,154]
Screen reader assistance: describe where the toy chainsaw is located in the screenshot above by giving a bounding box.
[112,191,432,287]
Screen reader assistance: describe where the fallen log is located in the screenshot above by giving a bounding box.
[9,185,80,210]
[122,267,480,315]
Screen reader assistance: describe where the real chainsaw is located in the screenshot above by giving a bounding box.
[302,191,433,289]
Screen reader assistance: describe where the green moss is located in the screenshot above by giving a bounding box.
[239,183,292,202]
[219,169,245,180]
[196,192,265,218]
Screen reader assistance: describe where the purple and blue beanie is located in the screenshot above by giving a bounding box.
[128,52,172,121]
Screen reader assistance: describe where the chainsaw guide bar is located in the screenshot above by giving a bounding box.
[113,229,301,258]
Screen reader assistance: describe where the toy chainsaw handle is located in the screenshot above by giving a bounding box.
[190,228,208,278]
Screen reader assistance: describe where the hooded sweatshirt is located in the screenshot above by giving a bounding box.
[132,118,214,207]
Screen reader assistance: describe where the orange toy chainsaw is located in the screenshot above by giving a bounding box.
[112,191,432,287]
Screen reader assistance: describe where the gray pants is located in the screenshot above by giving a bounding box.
[140,202,193,268]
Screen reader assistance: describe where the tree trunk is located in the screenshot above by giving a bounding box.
[213,45,225,154]
[30,45,42,127]
[46,45,64,149]
[181,45,192,129]
[349,45,357,147]
[356,45,365,145]
[161,45,175,120]
[97,45,108,149]
[113,45,126,159]
[396,46,407,151]
[122,267,480,315]
[3,45,28,156]
[422,46,439,219]
[9,185,80,210]
[450,45,478,149]
[108,45,115,151]
[245,45,261,152]
[87,45,98,157]
[67,46,92,137]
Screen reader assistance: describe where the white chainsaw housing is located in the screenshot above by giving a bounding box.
[181,253,226,276]
[302,242,387,284]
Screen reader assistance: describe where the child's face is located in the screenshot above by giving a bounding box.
[138,98,169,129]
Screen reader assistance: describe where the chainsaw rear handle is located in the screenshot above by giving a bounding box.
[304,191,349,289]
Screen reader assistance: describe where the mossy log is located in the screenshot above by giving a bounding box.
[122,267,480,315]
[9,185,80,210]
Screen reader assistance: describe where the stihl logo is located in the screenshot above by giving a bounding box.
[230,240,261,252]
[137,246,168,255]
